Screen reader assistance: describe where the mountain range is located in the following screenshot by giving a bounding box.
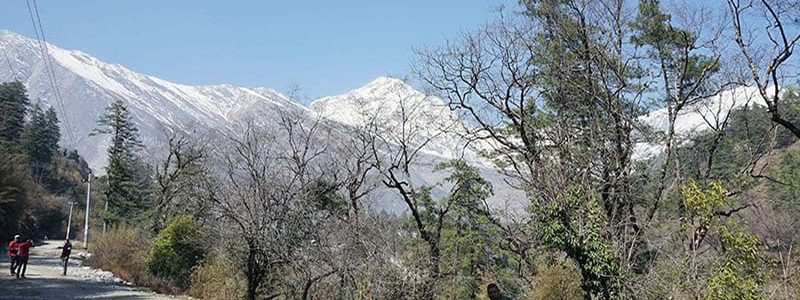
[0,29,766,212]
[1,30,517,212]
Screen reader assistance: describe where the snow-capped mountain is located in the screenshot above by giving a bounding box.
[0,30,309,171]
[0,29,522,212]
[0,28,488,172]
[633,86,766,160]
[311,76,488,164]
[311,76,524,212]
[0,29,767,213]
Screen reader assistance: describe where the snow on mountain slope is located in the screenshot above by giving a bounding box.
[310,76,769,165]
[310,76,525,211]
[310,76,489,165]
[0,29,521,212]
[633,86,766,160]
[0,30,306,171]
[308,77,773,211]
[1,28,767,213]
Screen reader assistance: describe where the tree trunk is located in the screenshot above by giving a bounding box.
[419,241,441,300]
[246,246,259,300]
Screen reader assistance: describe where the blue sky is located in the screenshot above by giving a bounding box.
[0,0,513,101]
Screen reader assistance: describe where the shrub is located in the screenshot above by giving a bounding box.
[776,152,800,209]
[189,254,245,300]
[0,153,28,238]
[531,262,583,300]
[148,217,205,289]
[86,226,153,285]
[705,222,766,300]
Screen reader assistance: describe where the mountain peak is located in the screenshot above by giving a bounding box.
[0,30,36,50]
[0,29,314,172]
[353,76,415,96]
[308,75,451,132]
[0,29,21,38]
[0,30,42,49]
[366,75,406,86]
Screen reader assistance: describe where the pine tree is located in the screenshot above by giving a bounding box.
[21,103,61,181]
[44,106,61,150]
[92,100,148,224]
[0,81,30,147]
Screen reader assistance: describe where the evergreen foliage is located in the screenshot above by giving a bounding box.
[21,102,61,181]
[532,188,622,299]
[148,217,206,290]
[92,99,150,224]
[0,81,29,146]
[777,152,800,209]
[0,153,29,237]
[5,0,800,297]
[631,0,721,91]
[425,161,498,296]
[0,81,90,240]
[432,161,521,298]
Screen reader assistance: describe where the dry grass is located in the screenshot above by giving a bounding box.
[188,254,245,300]
[85,226,178,294]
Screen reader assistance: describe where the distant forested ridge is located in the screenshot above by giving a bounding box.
[0,81,91,240]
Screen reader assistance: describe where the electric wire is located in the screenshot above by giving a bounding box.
[25,0,79,150]
[1,45,18,81]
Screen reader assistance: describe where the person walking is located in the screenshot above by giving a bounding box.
[59,240,72,276]
[7,235,20,275]
[14,237,33,278]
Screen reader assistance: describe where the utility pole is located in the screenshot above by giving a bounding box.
[65,200,75,240]
[83,173,92,249]
[103,200,108,234]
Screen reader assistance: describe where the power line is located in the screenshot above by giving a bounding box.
[1,45,18,81]
[25,0,79,151]
[30,0,78,149]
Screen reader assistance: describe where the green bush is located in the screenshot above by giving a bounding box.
[0,153,28,239]
[705,222,766,300]
[148,217,205,289]
[776,152,800,209]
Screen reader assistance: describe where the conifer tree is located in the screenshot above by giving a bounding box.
[92,99,148,224]
[45,106,61,149]
[0,81,29,148]
[22,103,61,181]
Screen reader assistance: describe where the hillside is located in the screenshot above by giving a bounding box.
[0,29,518,212]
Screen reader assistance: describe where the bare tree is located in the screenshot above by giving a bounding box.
[150,130,210,232]
[415,3,653,297]
[631,0,731,223]
[330,78,506,299]
[201,107,339,300]
[727,0,800,137]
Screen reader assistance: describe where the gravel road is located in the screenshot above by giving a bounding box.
[0,240,182,300]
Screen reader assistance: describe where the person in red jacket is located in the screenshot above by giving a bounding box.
[14,237,33,278]
[7,235,20,275]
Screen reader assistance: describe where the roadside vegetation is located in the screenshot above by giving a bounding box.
[0,81,91,241]
[4,0,800,299]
